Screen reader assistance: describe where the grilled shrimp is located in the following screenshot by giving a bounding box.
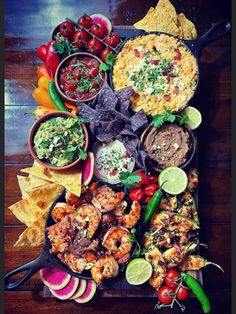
[90,255,119,285]
[102,226,132,260]
[47,215,73,254]
[117,201,141,228]
[72,204,101,238]
[113,200,127,217]
[92,186,125,213]
[51,202,75,222]
[61,252,87,273]
[145,246,166,290]
[187,168,199,191]
[65,187,93,208]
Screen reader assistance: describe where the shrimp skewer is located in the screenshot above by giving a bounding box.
[117,201,141,228]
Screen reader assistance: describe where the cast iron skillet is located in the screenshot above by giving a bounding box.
[109,20,231,113]
[4,185,137,291]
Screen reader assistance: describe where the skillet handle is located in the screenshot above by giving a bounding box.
[4,255,44,290]
[187,20,231,57]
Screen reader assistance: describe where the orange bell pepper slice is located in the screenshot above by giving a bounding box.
[64,102,79,115]
[32,87,55,109]
[37,64,51,79]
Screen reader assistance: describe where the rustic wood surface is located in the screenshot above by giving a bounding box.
[4,0,231,313]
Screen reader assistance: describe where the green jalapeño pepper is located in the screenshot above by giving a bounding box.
[142,187,163,226]
[48,82,68,111]
[181,272,211,313]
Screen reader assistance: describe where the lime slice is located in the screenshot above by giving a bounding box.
[183,106,202,130]
[125,258,153,285]
[158,167,188,195]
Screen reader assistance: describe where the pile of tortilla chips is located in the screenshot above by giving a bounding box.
[134,0,197,40]
[9,161,82,248]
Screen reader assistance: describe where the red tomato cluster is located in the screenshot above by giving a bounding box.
[157,269,190,305]
[128,170,159,204]
[59,15,121,62]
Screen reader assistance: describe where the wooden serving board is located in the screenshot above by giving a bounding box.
[39,27,202,297]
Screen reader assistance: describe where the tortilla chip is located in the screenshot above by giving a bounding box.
[177,13,197,39]
[17,175,50,198]
[14,211,47,247]
[21,161,82,196]
[134,7,156,31]
[25,183,65,217]
[133,0,197,38]
[9,199,37,226]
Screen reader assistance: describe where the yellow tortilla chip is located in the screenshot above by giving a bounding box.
[9,199,37,226]
[177,13,197,39]
[25,183,65,217]
[14,211,47,247]
[9,183,64,226]
[134,7,156,31]
[17,175,50,198]
[21,161,82,196]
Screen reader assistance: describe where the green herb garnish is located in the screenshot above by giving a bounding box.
[99,53,116,72]
[120,171,141,188]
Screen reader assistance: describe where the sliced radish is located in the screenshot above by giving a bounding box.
[74,280,97,303]
[82,152,94,186]
[70,279,87,299]
[49,276,79,300]
[90,14,112,33]
[40,267,71,290]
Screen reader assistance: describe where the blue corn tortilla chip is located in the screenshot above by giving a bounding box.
[130,109,149,133]
[95,83,118,111]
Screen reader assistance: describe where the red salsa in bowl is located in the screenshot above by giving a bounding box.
[55,52,107,103]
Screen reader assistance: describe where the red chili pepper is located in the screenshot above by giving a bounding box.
[144,184,159,196]
[147,174,159,184]
[136,170,149,186]
[45,40,60,78]
[36,44,48,63]
[144,196,152,204]
[129,188,144,202]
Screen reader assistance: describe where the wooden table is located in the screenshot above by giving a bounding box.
[4,0,231,313]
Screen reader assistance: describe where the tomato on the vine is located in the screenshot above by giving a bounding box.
[176,286,189,301]
[157,286,174,304]
[59,21,75,39]
[73,29,90,47]
[144,184,159,196]
[129,188,144,202]
[165,269,180,288]
[147,174,159,184]
[77,14,94,29]
[90,23,108,39]
[104,32,120,47]
[135,170,149,186]
[87,38,104,55]
[101,48,113,63]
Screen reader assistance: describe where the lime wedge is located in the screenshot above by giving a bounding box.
[158,167,188,195]
[125,258,153,285]
[183,106,202,130]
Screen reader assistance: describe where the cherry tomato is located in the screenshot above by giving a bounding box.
[129,188,144,202]
[144,184,159,196]
[73,29,90,47]
[147,174,158,184]
[157,286,174,304]
[144,196,152,204]
[87,38,104,55]
[101,48,113,63]
[77,14,94,29]
[66,83,76,91]
[59,21,75,39]
[104,32,120,47]
[176,286,189,301]
[165,269,180,288]
[88,67,99,78]
[90,23,108,39]
[136,170,149,186]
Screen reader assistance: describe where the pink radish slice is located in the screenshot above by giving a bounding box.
[74,280,97,303]
[70,279,87,299]
[40,267,71,290]
[90,14,112,33]
[82,152,94,185]
[49,276,79,300]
